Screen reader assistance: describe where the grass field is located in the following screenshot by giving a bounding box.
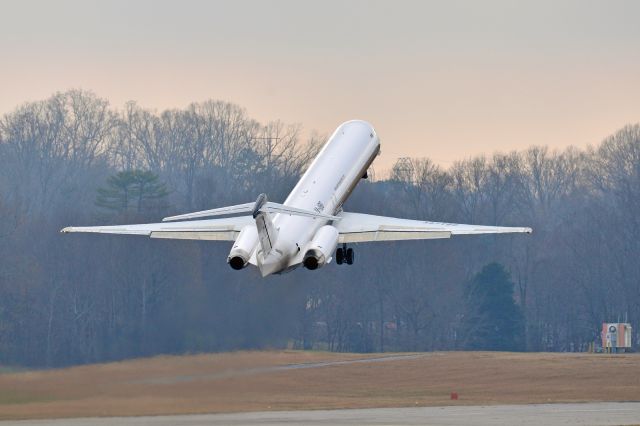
[0,350,638,420]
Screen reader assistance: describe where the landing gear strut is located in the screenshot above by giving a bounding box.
[336,244,354,265]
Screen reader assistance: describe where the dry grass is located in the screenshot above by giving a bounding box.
[0,351,638,419]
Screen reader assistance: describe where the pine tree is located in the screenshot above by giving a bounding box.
[96,170,168,214]
[462,263,525,351]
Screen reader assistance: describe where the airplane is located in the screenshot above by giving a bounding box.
[62,120,532,277]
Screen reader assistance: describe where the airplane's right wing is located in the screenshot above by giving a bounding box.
[334,212,532,243]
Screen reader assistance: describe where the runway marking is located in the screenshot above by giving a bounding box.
[132,353,431,385]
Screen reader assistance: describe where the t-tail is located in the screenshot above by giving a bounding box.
[252,194,279,256]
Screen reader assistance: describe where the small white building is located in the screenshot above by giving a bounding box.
[601,323,632,353]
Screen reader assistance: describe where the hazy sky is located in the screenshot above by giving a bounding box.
[2,0,639,172]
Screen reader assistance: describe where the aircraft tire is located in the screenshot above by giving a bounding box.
[346,248,354,265]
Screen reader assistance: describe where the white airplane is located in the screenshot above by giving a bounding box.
[62,120,532,277]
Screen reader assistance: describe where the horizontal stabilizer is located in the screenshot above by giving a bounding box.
[163,196,340,222]
[162,202,255,222]
[261,203,340,220]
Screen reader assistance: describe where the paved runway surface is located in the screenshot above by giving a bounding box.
[3,402,640,426]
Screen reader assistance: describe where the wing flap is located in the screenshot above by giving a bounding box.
[339,230,451,243]
[150,231,239,241]
[335,212,531,243]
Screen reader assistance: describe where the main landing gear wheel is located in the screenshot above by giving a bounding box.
[335,245,354,266]
[345,247,354,265]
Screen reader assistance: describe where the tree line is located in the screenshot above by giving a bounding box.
[0,89,637,367]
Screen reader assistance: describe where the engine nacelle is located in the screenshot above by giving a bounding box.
[227,225,258,270]
[303,225,339,270]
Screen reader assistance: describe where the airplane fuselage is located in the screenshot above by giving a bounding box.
[251,120,380,276]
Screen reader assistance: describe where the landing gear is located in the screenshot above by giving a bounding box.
[346,247,354,265]
[336,244,354,266]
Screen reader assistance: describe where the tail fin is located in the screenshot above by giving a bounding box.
[255,210,278,255]
[252,193,278,255]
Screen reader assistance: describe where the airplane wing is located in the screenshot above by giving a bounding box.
[61,216,254,241]
[335,212,532,243]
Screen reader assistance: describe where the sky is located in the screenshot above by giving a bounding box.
[1,0,640,173]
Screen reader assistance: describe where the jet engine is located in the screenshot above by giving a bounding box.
[227,225,258,270]
[303,225,339,270]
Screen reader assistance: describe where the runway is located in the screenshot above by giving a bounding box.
[4,402,640,426]
[133,353,430,385]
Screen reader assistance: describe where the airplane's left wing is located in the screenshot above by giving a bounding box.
[335,212,532,243]
[61,216,254,241]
